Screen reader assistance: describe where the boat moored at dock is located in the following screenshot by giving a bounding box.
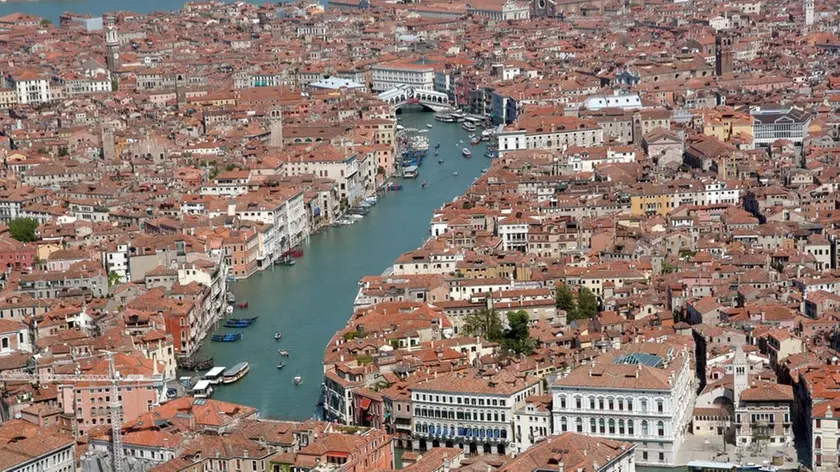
[191,380,213,398]
[222,362,250,384]
[211,333,242,342]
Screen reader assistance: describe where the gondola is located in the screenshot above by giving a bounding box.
[210,333,242,343]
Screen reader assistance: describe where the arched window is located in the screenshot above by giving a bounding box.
[575,396,582,409]
[619,419,625,435]
[589,397,595,409]
[599,397,605,410]
[641,420,649,437]
[816,436,822,450]
[657,421,665,437]
[657,399,664,413]
[608,397,614,410]
[628,419,634,435]
[609,419,616,434]
[590,418,596,433]
[576,418,583,433]
[560,417,568,432]
[640,399,648,412]
[560,396,567,409]
[599,418,605,434]
[627,398,634,411]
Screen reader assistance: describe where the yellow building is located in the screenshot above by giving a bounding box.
[702,108,754,142]
[630,190,674,216]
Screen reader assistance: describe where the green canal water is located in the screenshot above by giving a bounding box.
[196,111,490,419]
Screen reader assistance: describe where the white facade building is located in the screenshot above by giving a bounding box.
[372,59,437,92]
[12,74,52,105]
[411,369,542,456]
[583,92,643,111]
[551,343,696,466]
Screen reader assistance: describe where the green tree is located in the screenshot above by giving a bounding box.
[502,310,536,355]
[8,218,38,243]
[555,283,576,315]
[108,271,122,287]
[39,18,52,27]
[576,286,599,320]
[462,308,503,341]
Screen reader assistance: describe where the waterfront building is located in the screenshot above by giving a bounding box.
[372,58,438,92]
[732,346,794,448]
[550,341,695,466]
[497,116,604,154]
[410,368,542,456]
[512,395,553,453]
[467,0,530,21]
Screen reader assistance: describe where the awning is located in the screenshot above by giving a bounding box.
[359,397,372,409]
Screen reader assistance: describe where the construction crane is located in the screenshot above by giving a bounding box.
[0,352,164,472]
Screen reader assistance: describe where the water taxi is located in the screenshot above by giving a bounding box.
[279,350,290,357]
[470,137,481,145]
[462,121,476,132]
[275,331,282,340]
[426,124,433,128]
[293,376,303,385]
[462,148,472,158]
[222,362,250,384]
[203,366,226,385]
[277,362,286,369]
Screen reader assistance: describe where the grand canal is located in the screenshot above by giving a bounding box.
[196,112,489,419]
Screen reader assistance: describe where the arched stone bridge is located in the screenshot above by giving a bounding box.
[378,86,452,112]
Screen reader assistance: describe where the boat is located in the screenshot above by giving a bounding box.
[484,150,498,159]
[434,114,456,123]
[450,112,465,121]
[237,302,248,309]
[462,121,476,132]
[222,362,250,384]
[279,350,290,357]
[438,159,443,164]
[471,137,481,145]
[403,166,419,179]
[275,331,282,340]
[226,293,236,303]
[210,333,242,343]
[434,150,439,156]
[435,142,440,148]
[462,148,472,158]
[177,356,214,371]
[421,180,428,188]
[277,363,286,369]
[281,258,296,266]
[453,171,459,176]
[225,305,234,314]
[293,376,303,385]
[426,124,433,128]
[396,124,405,130]
[223,316,258,328]
[387,183,403,191]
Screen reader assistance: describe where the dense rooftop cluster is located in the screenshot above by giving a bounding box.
[0,0,838,470]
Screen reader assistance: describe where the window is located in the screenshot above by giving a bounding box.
[560,396,566,409]
[561,417,568,432]
[575,397,582,409]
[657,421,665,437]
[659,452,665,462]
[599,418,605,434]
[576,418,583,433]
[657,399,664,413]
[641,420,649,436]
[628,420,634,435]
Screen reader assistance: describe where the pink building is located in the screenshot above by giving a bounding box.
[58,352,163,437]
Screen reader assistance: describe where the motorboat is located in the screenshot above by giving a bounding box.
[453,171,459,176]
[275,331,282,340]
[426,124,433,128]
[462,121,476,132]
[237,302,248,309]
[277,363,286,369]
[293,376,303,385]
[438,159,443,164]
[279,350,290,357]
[462,148,472,158]
[471,137,481,145]
[435,142,440,148]
[422,180,428,188]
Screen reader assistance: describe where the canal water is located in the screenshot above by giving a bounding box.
[196,111,490,419]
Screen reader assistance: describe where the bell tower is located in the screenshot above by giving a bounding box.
[714,32,733,76]
[804,0,814,30]
[104,15,120,72]
[269,108,284,149]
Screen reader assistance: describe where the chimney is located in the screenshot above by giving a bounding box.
[558,461,565,472]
